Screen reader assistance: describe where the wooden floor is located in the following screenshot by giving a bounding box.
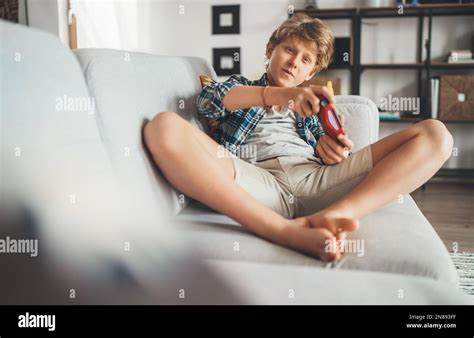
[411,178,474,253]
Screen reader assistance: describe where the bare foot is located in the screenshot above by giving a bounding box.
[305,209,360,236]
[280,211,360,261]
[281,217,348,261]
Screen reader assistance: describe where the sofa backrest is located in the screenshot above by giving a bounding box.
[1,20,113,215]
[0,20,135,270]
[73,48,217,216]
[333,95,379,151]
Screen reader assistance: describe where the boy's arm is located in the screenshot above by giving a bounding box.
[223,86,288,111]
[196,75,283,119]
[222,86,266,111]
[196,75,255,119]
[224,84,328,151]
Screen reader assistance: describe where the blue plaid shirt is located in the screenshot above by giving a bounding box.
[196,73,325,155]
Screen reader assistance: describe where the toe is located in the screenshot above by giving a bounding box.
[336,231,347,242]
[337,218,359,232]
[318,235,341,262]
[320,249,340,262]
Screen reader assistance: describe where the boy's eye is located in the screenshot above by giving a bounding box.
[286,47,293,53]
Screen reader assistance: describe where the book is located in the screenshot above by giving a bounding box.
[449,49,472,58]
[448,49,474,63]
[378,111,401,121]
[431,77,439,119]
[448,56,474,64]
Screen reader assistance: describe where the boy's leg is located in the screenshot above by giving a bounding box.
[144,112,355,260]
[307,119,453,229]
[144,112,284,232]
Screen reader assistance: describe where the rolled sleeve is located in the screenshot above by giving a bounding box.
[196,75,250,119]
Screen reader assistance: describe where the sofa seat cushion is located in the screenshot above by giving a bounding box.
[204,259,470,305]
[176,194,458,285]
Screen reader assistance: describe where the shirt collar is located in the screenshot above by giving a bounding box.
[258,72,270,86]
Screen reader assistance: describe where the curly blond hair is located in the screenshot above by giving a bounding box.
[264,13,334,76]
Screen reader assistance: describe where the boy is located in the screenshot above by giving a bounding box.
[144,14,453,261]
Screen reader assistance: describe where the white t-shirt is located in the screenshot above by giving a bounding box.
[240,105,315,163]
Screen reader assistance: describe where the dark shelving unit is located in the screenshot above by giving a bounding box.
[291,3,474,123]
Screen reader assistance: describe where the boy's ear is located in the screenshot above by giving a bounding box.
[265,42,274,59]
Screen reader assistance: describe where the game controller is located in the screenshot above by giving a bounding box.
[318,81,345,139]
[317,82,352,156]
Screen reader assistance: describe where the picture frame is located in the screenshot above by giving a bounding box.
[212,5,240,35]
[213,47,241,76]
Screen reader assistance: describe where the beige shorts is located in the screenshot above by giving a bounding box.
[230,145,374,219]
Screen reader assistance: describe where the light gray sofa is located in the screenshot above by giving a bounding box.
[1,20,470,305]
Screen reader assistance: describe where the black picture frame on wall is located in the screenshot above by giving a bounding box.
[212,5,240,35]
[213,48,240,76]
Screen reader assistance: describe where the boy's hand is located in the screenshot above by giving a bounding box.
[315,114,354,165]
[269,85,335,118]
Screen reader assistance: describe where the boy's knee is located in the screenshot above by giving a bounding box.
[419,119,453,160]
[149,111,179,129]
[144,112,180,154]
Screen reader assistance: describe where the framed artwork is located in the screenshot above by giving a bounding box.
[213,47,240,76]
[212,5,240,35]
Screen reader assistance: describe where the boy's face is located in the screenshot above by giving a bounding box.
[265,37,318,88]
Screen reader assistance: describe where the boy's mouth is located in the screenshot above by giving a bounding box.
[282,69,294,78]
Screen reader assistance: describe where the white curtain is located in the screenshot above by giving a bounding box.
[71,0,140,50]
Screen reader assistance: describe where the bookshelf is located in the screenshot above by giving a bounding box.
[291,3,474,123]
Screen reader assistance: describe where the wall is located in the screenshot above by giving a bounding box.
[25,0,59,35]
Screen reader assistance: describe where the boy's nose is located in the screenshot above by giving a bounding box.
[287,61,297,69]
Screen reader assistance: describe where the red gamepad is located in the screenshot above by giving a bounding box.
[318,98,346,140]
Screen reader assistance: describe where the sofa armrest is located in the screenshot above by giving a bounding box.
[334,95,379,152]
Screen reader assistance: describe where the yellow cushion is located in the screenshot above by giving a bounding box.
[199,75,216,88]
